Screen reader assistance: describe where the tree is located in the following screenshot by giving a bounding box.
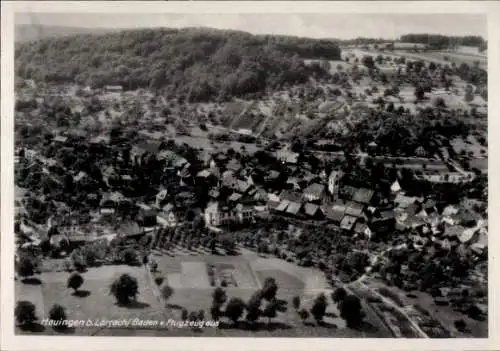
[310,293,328,324]
[181,308,189,320]
[292,295,301,310]
[67,273,84,292]
[17,257,35,280]
[15,301,37,327]
[212,287,228,305]
[210,302,223,321]
[198,309,205,321]
[246,290,263,324]
[261,277,278,301]
[109,274,138,305]
[49,304,67,330]
[362,55,375,69]
[434,97,446,109]
[298,308,309,324]
[225,297,246,324]
[414,86,425,101]
[331,287,347,304]
[161,285,174,306]
[339,294,364,328]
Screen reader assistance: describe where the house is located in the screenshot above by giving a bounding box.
[204,201,254,227]
[267,193,281,210]
[280,190,303,203]
[158,150,188,169]
[354,223,373,239]
[390,180,402,193]
[345,201,365,218]
[340,215,358,231]
[105,85,123,93]
[157,204,178,228]
[155,189,169,208]
[443,225,467,241]
[369,210,396,234]
[102,166,118,187]
[226,159,242,173]
[325,200,347,224]
[136,204,157,227]
[285,201,302,217]
[53,135,68,144]
[352,188,375,205]
[99,192,126,214]
[304,203,324,219]
[118,221,143,239]
[228,193,243,203]
[131,142,160,165]
[23,148,38,162]
[328,170,343,199]
[73,171,88,183]
[303,183,325,203]
[275,145,299,164]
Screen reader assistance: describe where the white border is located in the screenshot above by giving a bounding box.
[2,2,500,351]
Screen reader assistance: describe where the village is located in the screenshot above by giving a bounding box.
[13,30,488,338]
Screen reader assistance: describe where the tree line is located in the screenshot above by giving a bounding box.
[399,34,486,50]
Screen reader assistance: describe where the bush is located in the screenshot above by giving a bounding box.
[49,304,67,330]
[154,277,164,286]
[15,301,37,327]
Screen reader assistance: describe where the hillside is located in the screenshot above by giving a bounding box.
[15,24,116,43]
[15,27,341,102]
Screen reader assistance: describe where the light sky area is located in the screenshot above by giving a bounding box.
[15,13,487,40]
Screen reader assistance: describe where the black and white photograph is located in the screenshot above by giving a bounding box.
[1,1,498,350]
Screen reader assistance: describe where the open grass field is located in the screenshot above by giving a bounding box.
[15,265,166,336]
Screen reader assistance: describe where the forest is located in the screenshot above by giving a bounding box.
[15,27,341,102]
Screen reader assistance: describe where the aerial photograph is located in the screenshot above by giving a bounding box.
[13,12,488,338]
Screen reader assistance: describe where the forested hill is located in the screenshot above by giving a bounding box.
[15,27,341,102]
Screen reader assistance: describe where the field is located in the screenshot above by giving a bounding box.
[15,249,394,337]
[361,277,488,338]
[15,265,166,336]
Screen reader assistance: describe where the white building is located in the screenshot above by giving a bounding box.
[328,170,343,200]
[204,202,254,227]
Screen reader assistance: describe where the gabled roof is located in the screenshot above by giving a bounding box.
[286,201,302,215]
[73,171,87,182]
[340,215,358,230]
[196,169,212,178]
[325,206,346,223]
[354,223,370,234]
[276,200,290,212]
[228,193,243,202]
[352,188,375,204]
[119,221,142,237]
[303,183,325,198]
[394,193,417,209]
[345,201,364,218]
[342,185,358,199]
[280,190,303,203]
[53,135,68,143]
[156,189,168,201]
[304,203,321,216]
